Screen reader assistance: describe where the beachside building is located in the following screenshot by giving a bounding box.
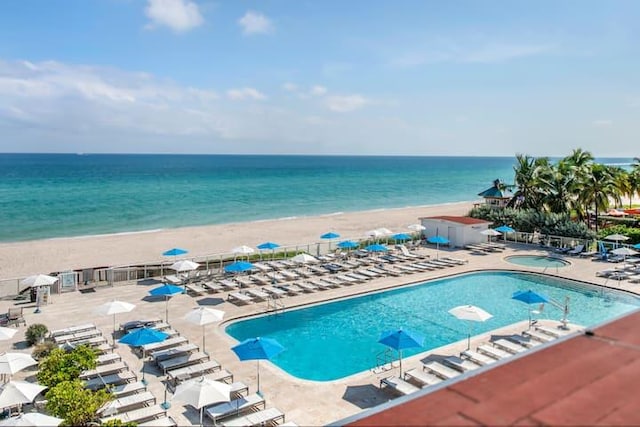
[476,179,513,209]
[419,216,492,248]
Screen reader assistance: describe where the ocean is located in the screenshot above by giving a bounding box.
[0,154,630,243]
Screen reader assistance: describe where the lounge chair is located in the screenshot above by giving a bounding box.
[296,282,319,292]
[251,262,272,272]
[233,276,254,287]
[138,416,177,427]
[493,338,527,354]
[461,350,495,366]
[506,334,540,349]
[443,356,480,372]
[219,279,240,289]
[262,286,287,298]
[111,381,147,398]
[184,283,207,296]
[276,283,305,294]
[166,360,221,386]
[379,376,420,396]
[227,292,254,305]
[141,336,188,354]
[344,272,368,282]
[308,279,333,290]
[523,329,555,343]
[567,244,585,256]
[441,256,468,265]
[80,361,129,380]
[403,368,442,387]
[221,407,285,427]
[53,328,103,344]
[97,352,122,365]
[477,344,512,360]
[100,404,167,424]
[628,275,640,283]
[151,343,199,363]
[85,370,137,390]
[205,393,266,423]
[535,325,562,338]
[51,323,96,337]
[244,288,270,300]
[279,270,300,280]
[157,352,210,373]
[98,390,156,415]
[423,361,460,379]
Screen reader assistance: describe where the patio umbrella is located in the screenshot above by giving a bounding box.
[605,234,630,249]
[495,225,516,241]
[448,305,493,350]
[162,248,188,257]
[172,376,231,426]
[231,337,285,396]
[170,260,200,274]
[378,328,425,377]
[321,232,340,251]
[391,233,412,242]
[0,381,46,411]
[20,275,57,314]
[290,253,318,264]
[119,327,168,384]
[337,240,359,250]
[95,300,136,345]
[633,243,640,250]
[365,229,386,241]
[224,261,255,274]
[257,242,280,260]
[407,224,426,232]
[365,244,388,253]
[0,412,63,426]
[512,290,549,329]
[149,284,184,322]
[612,247,639,262]
[232,245,255,260]
[0,327,18,341]
[427,235,449,259]
[183,307,225,353]
[0,353,37,376]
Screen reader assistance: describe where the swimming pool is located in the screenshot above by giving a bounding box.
[225,271,639,381]
[505,255,570,268]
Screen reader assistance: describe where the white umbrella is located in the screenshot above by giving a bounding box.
[0,412,63,426]
[19,275,57,288]
[376,228,393,236]
[95,300,136,345]
[480,229,502,236]
[605,234,630,241]
[448,305,493,350]
[407,224,426,231]
[170,260,200,272]
[365,229,386,242]
[0,327,18,341]
[0,381,46,410]
[612,247,639,262]
[183,307,225,353]
[172,377,231,426]
[290,253,318,264]
[232,245,255,261]
[0,353,38,376]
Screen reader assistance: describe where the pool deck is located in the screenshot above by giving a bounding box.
[1,243,638,426]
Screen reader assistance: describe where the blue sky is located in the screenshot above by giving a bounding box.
[0,0,638,156]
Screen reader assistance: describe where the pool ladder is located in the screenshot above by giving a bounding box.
[266,295,285,315]
[373,348,397,373]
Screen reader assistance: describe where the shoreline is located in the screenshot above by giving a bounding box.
[0,201,475,280]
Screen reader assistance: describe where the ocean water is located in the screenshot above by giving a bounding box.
[0,154,630,243]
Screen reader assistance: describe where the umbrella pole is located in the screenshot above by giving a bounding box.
[165,296,169,323]
[398,350,403,378]
[141,349,147,385]
[200,406,204,427]
[202,324,206,354]
[257,360,261,396]
[161,380,170,409]
[113,314,116,346]
[467,322,471,350]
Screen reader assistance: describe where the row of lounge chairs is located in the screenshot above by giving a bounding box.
[465,242,506,253]
[379,325,564,398]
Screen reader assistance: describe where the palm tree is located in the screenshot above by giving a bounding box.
[578,163,619,232]
[510,154,549,209]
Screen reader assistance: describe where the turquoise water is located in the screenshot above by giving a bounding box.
[0,154,631,243]
[505,255,569,268]
[225,271,639,381]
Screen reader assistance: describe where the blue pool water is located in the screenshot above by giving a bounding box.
[225,271,639,381]
[505,255,570,268]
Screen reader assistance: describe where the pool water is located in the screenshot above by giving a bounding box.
[505,255,570,268]
[225,271,638,381]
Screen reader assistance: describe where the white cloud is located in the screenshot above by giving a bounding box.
[238,11,274,35]
[325,95,368,113]
[593,119,613,127]
[282,82,298,92]
[226,87,266,101]
[310,85,327,96]
[144,0,204,33]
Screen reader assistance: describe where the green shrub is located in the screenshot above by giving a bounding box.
[25,323,48,346]
[45,379,111,426]
[37,345,97,388]
[32,340,56,360]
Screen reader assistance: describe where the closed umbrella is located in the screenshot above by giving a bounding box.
[0,327,18,341]
[172,377,231,426]
[94,300,136,345]
[232,337,285,396]
[149,284,184,322]
[378,328,424,377]
[0,412,63,426]
[0,381,46,411]
[183,307,225,353]
[448,305,493,350]
[0,353,37,376]
[512,290,549,329]
[119,328,168,384]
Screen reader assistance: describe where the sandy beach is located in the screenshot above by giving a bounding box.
[0,201,474,280]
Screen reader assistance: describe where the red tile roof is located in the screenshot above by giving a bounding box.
[346,311,640,426]
[421,216,490,225]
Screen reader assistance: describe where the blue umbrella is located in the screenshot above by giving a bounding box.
[320,232,340,239]
[162,248,188,257]
[378,328,425,377]
[365,244,388,252]
[391,233,411,242]
[337,240,359,249]
[232,337,285,395]
[224,261,255,273]
[119,327,168,383]
[633,243,640,250]
[512,290,549,329]
[149,284,184,322]
[257,242,280,250]
[495,225,515,234]
[427,235,449,259]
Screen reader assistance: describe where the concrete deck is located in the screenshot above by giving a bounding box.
[1,244,638,426]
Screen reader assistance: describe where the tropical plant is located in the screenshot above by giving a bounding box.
[25,323,48,346]
[579,163,619,232]
[36,346,97,388]
[45,379,111,426]
[31,340,57,360]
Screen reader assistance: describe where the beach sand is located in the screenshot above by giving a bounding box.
[0,201,474,280]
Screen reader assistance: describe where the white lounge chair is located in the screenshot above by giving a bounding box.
[228,292,254,305]
[296,282,319,292]
[221,407,285,427]
[423,361,460,379]
[535,325,562,338]
[441,256,468,265]
[244,288,270,300]
[262,286,287,298]
[100,404,166,424]
[477,344,512,360]
[80,361,129,379]
[98,390,156,415]
[506,334,540,348]
[151,343,199,363]
[111,381,147,398]
[138,416,177,427]
[205,394,266,423]
[443,355,480,372]
[403,368,442,387]
[380,376,420,396]
[461,350,495,366]
[166,360,222,385]
[493,338,527,354]
[523,329,555,343]
[157,352,210,373]
[97,353,122,365]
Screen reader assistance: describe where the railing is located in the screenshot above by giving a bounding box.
[374,347,396,372]
[266,295,285,315]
